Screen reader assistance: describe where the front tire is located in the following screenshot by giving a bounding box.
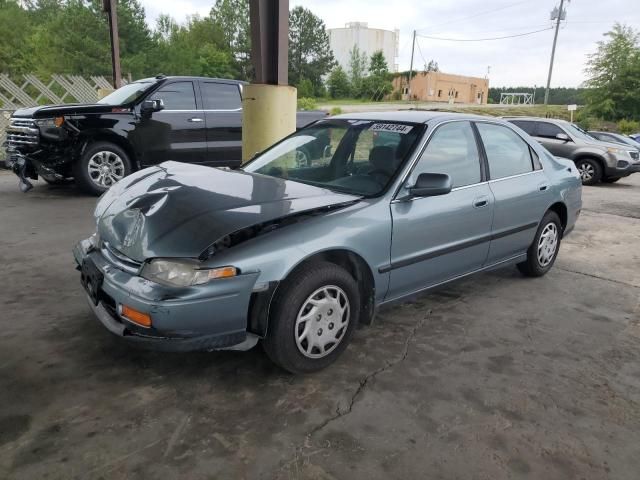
[575,158,602,185]
[74,141,132,195]
[263,262,360,374]
[517,211,562,277]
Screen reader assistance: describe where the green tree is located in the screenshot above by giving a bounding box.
[584,23,640,120]
[347,45,367,97]
[362,50,392,101]
[0,0,35,74]
[288,6,335,90]
[327,66,350,98]
[210,0,251,79]
[296,78,314,98]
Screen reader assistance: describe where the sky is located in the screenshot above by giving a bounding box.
[139,0,638,87]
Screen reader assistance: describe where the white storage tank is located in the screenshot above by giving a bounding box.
[328,22,399,73]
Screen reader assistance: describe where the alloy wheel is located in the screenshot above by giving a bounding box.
[577,162,594,182]
[87,151,126,188]
[294,285,350,359]
[537,222,558,267]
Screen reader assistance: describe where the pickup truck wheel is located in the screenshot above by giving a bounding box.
[575,158,602,185]
[517,211,562,277]
[263,261,360,374]
[74,142,132,195]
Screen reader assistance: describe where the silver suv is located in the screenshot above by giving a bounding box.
[505,117,640,185]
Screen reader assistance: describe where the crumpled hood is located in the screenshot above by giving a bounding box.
[95,161,360,262]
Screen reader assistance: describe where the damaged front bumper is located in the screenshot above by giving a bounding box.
[5,149,70,192]
[73,237,261,352]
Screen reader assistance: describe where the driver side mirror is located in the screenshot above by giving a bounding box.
[141,99,164,114]
[555,133,570,142]
[408,172,452,198]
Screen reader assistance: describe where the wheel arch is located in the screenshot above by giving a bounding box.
[76,130,139,171]
[573,154,605,172]
[250,248,377,337]
[547,201,568,236]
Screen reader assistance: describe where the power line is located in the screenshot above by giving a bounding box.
[415,38,428,69]
[416,27,553,42]
[415,0,531,35]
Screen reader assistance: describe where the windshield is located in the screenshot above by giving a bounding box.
[565,123,596,141]
[97,81,154,105]
[243,119,423,196]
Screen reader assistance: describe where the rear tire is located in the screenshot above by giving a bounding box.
[74,141,132,195]
[517,211,562,277]
[575,158,602,185]
[263,261,360,374]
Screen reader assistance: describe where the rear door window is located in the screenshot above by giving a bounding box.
[509,120,536,136]
[476,122,534,179]
[201,82,241,110]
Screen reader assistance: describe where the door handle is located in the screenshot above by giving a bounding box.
[473,196,489,208]
[188,117,203,123]
[538,183,549,191]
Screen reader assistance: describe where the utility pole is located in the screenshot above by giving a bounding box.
[103,0,122,88]
[544,0,565,105]
[408,30,416,100]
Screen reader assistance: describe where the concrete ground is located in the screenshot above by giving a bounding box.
[0,170,639,480]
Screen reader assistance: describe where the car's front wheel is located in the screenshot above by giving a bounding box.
[575,158,602,185]
[517,211,562,277]
[74,141,132,195]
[263,261,360,373]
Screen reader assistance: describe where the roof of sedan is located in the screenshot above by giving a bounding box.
[331,110,492,124]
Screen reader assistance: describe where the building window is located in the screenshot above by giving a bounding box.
[437,89,442,97]
[455,91,459,98]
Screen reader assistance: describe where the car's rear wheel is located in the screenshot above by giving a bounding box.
[575,158,602,185]
[74,141,132,195]
[263,261,360,373]
[517,211,562,277]
[602,177,621,183]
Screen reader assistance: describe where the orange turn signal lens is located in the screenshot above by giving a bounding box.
[54,116,64,127]
[208,266,237,280]
[121,304,152,327]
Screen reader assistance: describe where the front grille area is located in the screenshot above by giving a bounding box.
[6,118,39,147]
[100,242,143,275]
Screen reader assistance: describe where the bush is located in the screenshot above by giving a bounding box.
[330,107,342,115]
[618,119,640,134]
[297,78,314,99]
[391,90,402,101]
[297,97,317,111]
[327,66,351,99]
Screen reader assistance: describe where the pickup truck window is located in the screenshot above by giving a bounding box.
[201,82,241,110]
[149,81,196,110]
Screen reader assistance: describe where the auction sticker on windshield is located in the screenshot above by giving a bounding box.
[370,123,413,134]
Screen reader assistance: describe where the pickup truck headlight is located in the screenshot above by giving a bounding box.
[34,117,64,128]
[141,259,237,287]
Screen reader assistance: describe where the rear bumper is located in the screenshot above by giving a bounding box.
[73,238,260,352]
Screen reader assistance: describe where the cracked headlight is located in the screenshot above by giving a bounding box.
[141,259,237,287]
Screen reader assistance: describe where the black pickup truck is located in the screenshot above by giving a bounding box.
[4,75,326,194]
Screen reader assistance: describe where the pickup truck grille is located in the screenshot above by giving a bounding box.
[6,118,39,147]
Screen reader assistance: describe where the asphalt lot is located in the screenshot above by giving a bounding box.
[0,169,639,480]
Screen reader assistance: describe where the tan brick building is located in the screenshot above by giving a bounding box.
[392,71,489,104]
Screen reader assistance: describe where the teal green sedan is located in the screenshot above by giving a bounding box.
[74,111,582,373]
